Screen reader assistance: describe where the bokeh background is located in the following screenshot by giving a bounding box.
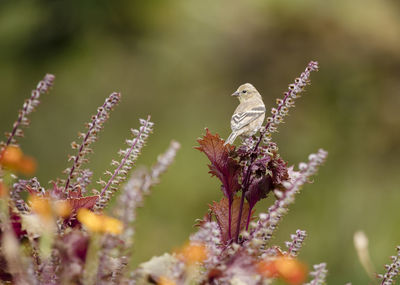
[1,0,400,283]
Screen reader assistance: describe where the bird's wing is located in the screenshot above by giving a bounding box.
[231,106,266,132]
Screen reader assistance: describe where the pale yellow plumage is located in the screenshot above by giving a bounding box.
[225,83,266,145]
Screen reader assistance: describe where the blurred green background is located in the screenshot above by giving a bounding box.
[1,0,400,283]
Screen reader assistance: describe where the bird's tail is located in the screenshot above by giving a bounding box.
[224,132,238,146]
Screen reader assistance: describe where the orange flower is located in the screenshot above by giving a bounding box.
[0,181,8,197]
[257,256,307,285]
[53,200,72,218]
[178,242,208,265]
[0,146,36,175]
[29,195,52,221]
[158,276,176,285]
[77,209,123,235]
[0,146,23,165]
[29,196,74,221]
[16,156,36,176]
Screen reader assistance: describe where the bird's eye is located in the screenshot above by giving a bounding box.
[242,90,247,93]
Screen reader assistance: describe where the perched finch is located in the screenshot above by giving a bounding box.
[224,83,266,145]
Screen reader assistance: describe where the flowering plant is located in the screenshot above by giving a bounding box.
[0,62,398,285]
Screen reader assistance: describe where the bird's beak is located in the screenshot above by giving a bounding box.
[232,91,240,97]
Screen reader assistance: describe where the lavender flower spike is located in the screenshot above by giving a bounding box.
[190,222,222,268]
[111,141,180,283]
[64,92,121,195]
[95,116,153,210]
[378,246,400,285]
[74,169,93,196]
[285,229,307,257]
[11,177,44,213]
[249,149,327,249]
[0,74,54,158]
[262,61,319,145]
[305,263,328,285]
[117,140,180,246]
[149,140,181,187]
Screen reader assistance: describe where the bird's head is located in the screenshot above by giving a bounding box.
[232,83,261,102]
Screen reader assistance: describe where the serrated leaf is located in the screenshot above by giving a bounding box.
[67,196,99,211]
[210,196,251,244]
[196,129,241,201]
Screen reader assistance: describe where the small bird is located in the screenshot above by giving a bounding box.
[224,83,266,145]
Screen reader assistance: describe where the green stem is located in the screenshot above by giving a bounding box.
[83,233,100,285]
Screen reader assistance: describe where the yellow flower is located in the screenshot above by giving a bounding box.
[77,208,123,234]
[103,215,123,235]
[77,209,102,232]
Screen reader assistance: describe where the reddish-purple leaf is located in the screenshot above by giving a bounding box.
[196,129,241,201]
[0,255,12,282]
[67,195,99,211]
[210,196,250,244]
[9,209,27,239]
[59,230,89,262]
[245,175,273,209]
[56,230,89,282]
